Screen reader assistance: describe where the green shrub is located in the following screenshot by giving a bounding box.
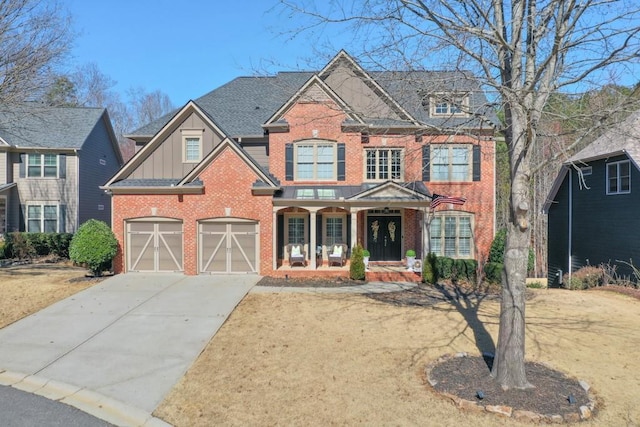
[69,220,118,276]
[562,266,604,290]
[50,233,73,258]
[484,262,503,284]
[25,233,50,256]
[489,228,534,274]
[349,244,366,280]
[434,256,453,280]
[422,252,437,284]
[527,281,545,289]
[362,249,370,257]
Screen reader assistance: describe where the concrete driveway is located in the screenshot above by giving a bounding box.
[0,273,258,423]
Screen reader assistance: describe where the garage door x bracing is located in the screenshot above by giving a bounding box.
[127,220,183,272]
[199,220,258,274]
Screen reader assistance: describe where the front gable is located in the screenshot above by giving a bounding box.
[319,51,417,125]
[105,101,228,186]
[263,75,362,131]
[350,181,429,201]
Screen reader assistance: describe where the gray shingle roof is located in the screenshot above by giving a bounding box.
[129,68,496,139]
[0,104,106,149]
[275,181,430,200]
[568,109,640,164]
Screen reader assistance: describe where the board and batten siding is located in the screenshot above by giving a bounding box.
[548,155,640,285]
[128,112,224,180]
[547,172,570,288]
[78,114,122,228]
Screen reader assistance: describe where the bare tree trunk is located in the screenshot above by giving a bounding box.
[491,107,533,389]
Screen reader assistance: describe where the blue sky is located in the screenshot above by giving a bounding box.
[63,0,347,106]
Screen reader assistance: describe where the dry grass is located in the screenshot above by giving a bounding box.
[156,289,640,427]
[1,265,638,426]
[0,263,99,329]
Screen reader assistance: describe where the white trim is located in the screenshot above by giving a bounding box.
[293,140,337,181]
[182,129,203,163]
[25,202,61,233]
[428,93,471,117]
[430,144,473,182]
[26,153,59,178]
[606,159,631,195]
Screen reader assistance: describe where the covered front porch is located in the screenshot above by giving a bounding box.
[271,181,432,276]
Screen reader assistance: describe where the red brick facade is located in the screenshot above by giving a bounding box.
[108,58,496,277]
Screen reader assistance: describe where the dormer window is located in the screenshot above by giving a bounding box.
[426,93,469,117]
[182,129,203,163]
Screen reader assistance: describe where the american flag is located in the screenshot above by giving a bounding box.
[430,193,466,209]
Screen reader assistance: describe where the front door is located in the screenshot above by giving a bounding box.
[366,215,402,261]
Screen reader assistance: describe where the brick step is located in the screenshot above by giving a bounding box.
[366,270,422,283]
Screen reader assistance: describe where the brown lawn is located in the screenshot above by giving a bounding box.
[1,265,639,426]
[0,263,99,329]
[155,288,640,427]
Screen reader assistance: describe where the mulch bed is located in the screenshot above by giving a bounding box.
[429,354,593,419]
[256,276,365,288]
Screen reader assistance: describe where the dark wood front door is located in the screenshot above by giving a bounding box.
[366,216,402,261]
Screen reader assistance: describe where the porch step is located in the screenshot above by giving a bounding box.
[366,265,422,283]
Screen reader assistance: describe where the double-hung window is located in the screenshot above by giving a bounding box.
[27,204,59,233]
[607,160,630,195]
[182,130,203,163]
[295,142,335,180]
[365,148,403,181]
[430,214,473,258]
[28,154,58,177]
[431,145,471,182]
[324,216,345,247]
[287,216,306,244]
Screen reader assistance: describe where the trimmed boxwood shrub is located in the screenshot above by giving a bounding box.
[422,252,437,284]
[69,220,118,276]
[484,262,503,283]
[349,244,366,280]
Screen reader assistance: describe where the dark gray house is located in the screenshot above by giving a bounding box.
[0,104,123,234]
[545,110,640,287]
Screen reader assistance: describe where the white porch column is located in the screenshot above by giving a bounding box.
[309,209,317,269]
[272,209,278,271]
[422,208,430,258]
[350,209,358,250]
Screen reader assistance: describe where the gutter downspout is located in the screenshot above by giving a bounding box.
[568,170,573,281]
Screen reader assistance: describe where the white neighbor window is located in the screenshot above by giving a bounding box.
[607,160,630,195]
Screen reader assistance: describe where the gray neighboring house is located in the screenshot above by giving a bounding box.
[0,104,123,234]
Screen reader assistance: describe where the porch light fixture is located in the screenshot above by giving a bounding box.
[383,207,390,214]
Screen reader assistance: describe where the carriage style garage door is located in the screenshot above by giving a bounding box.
[126,219,183,272]
[199,219,258,274]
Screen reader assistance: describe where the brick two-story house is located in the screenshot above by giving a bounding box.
[103,51,496,276]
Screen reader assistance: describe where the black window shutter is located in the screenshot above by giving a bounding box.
[285,144,293,181]
[19,154,26,178]
[58,154,66,179]
[422,145,430,181]
[472,145,481,181]
[316,214,323,248]
[337,143,346,181]
[346,214,351,249]
[277,214,284,259]
[58,204,66,232]
[19,204,25,232]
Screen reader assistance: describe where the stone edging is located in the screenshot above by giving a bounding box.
[425,353,598,423]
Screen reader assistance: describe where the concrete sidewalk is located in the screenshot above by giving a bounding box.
[0,273,258,424]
